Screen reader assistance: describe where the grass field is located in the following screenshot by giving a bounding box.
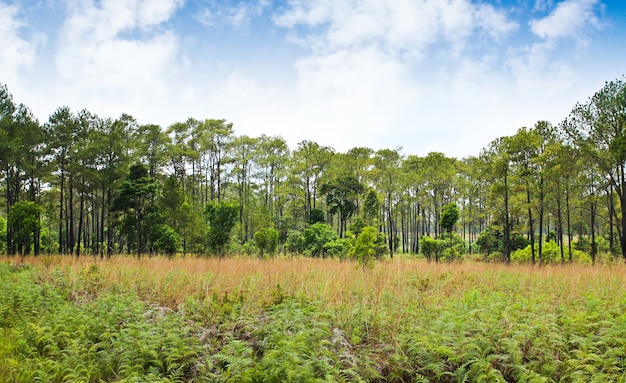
[2,255,626,382]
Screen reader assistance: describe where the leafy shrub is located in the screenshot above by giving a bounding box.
[284,230,305,254]
[302,223,338,257]
[254,227,279,257]
[323,238,352,259]
[440,233,466,262]
[153,225,181,257]
[420,236,443,262]
[476,227,502,255]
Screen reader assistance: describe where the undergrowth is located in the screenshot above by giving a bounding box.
[2,257,626,382]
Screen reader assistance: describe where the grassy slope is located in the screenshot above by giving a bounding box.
[1,256,626,382]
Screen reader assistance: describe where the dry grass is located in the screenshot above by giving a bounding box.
[5,255,625,315]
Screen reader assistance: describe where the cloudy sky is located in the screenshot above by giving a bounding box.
[1,0,624,157]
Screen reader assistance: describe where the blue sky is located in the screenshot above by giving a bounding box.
[1,0,624,157]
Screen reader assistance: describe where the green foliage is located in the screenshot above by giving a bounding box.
[348,216,367,237]
[302,223,338,257]
[440,233,466,262]
[308,208,325,225]
[0,216,6,253]
[440,202,460,235]
[8,201,42,255]
[420,236,443,262]
[476,227,529,260]
[323,237,352,259]
[204,200,239,256]
[0,262,201,382]
[320,176,364,236]
[284,230,305,255]
[349,226,386,269]
[512,243,592,264]
[253,227,279,257]
[153,225,181,257]
[363,189,379,224]
[111,163,158,255]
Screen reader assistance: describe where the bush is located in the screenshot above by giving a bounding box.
[153,225,181,257]
[284,230,305,254]
[254,227,279,257]
[440,234,466,262]
[511,242,593,264]
[420,236,443,262]
[323,238,352,259]
[476,227,502,255]
[302,223,338,258]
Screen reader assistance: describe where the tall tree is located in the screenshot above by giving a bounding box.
[111,163,157,257]
[480,138,513,262]
[562,77,626,259]
[8,201,42,256]
[46,106,79,254]
[371,148,402,257]
[320,176,364,237]
[204,199,239,256]
[256,135,289,219]
[229,135,259,242]
[195,119,234,202]
[291,140,334,221]
[0,86,46,254]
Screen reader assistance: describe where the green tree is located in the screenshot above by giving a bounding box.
[254,227,279,257]
[1,86,46,254]
[302,223,338,257]
[418,152,458,238]
[420,236,443,262]
[480,138,514,262]
[371,148,402,257]
[320,176,364,237]
[256,135,289,219]
[363,189,380,225]
[440,202,460,237]
[111,163,158,257]
[476,227,503,257]
[291,140,334,221]
[204,199,239,256]
[153,224,181,257]
[229,135,259,242]
[350,226,385,270]
[134,123,168,178]
[562,77,626,259]
[308,208,325,224]
[8,201,42,256]
[194,119,234,202]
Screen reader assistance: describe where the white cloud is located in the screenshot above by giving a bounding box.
[529,0,603,41]
[196,0,269,30]
[54,0,183,118]
[275,0,518,57]
[0,2,39,85]
[265,0,522,154]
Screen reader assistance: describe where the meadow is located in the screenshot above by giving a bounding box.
[2,255,626,382]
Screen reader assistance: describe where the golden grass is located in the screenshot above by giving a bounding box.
[5,255,625,314]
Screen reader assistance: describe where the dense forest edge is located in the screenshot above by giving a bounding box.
[1,75,625,264]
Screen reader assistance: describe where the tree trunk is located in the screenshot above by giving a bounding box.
[503,168,511,263]
[526,181,535,264]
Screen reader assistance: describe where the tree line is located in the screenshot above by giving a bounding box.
[0,76,624,263]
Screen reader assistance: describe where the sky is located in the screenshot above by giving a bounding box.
[1,0,625,158]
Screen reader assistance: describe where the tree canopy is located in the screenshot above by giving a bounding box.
[0,76,625,263]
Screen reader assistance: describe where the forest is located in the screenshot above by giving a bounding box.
[1,76,625,264]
